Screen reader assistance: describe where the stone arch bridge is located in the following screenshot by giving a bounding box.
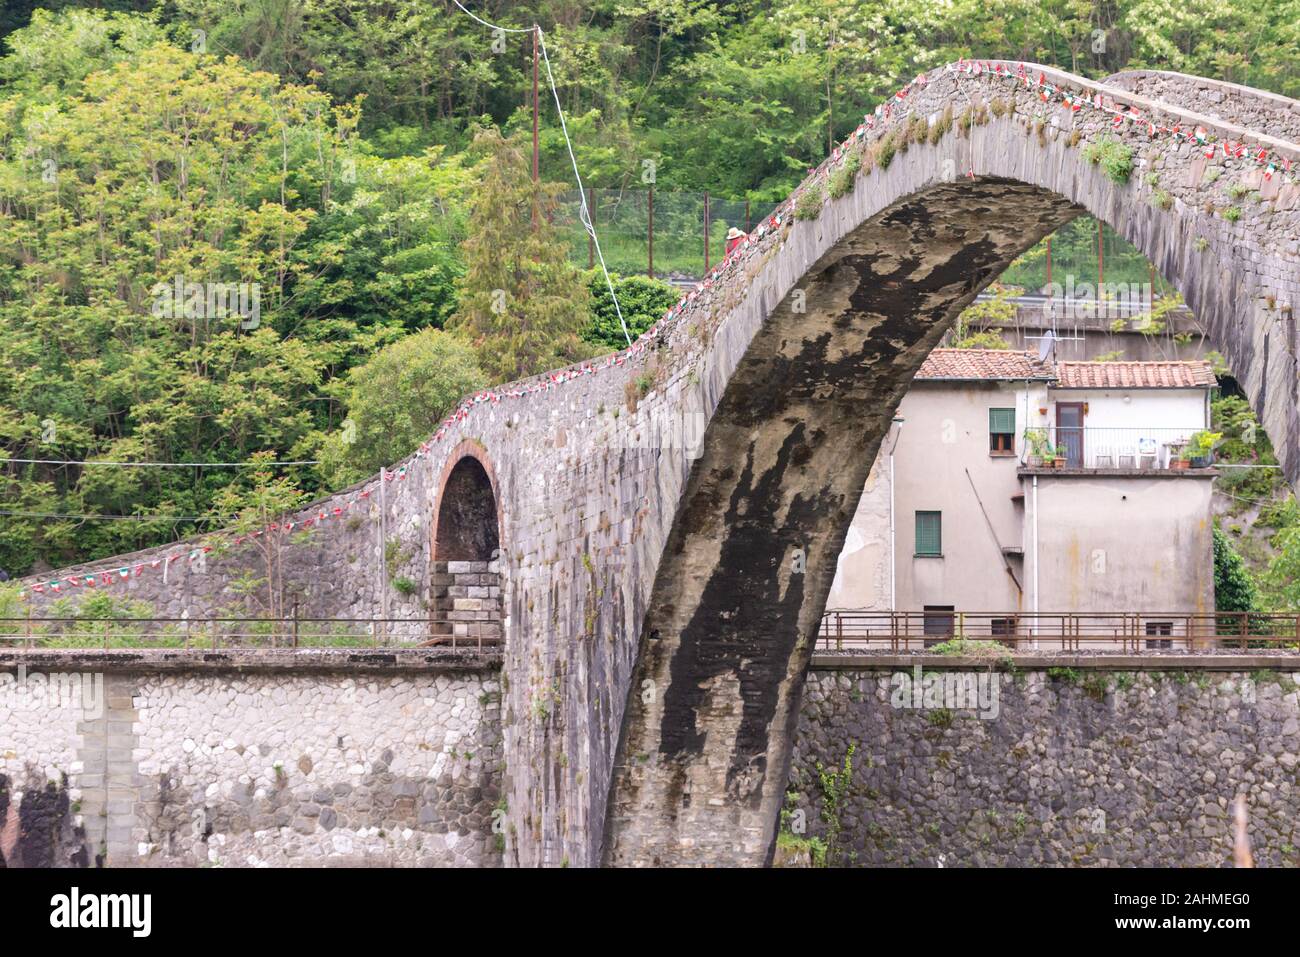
[16,61,1300,867]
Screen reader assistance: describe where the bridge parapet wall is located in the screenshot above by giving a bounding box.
[1105,69,1300,144]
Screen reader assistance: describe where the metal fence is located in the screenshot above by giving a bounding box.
[0,617,502,652]
[553,192,1160,291]
[816,610,1300,652]
[556,188,778,282]
[1023,426,1209,470]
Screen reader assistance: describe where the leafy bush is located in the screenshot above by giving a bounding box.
[796,183,825,221]
[877,134,897,169]
[319,329,487,487]
[1081,136,1135,184]
[1214,525,1259,613]
[582,271,681,349]
[1212,395,1283,501]
[1258,498,1300,530]
[828,152,861,199]
[1262,526,1300,611]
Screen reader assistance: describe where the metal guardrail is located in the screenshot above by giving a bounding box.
[0,617,502,652]
[1023,426,1208,470]
[817,610,1300,653]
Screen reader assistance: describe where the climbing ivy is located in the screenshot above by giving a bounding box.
[815,742,856,865]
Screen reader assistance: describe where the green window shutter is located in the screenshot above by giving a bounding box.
[989,408,1015,436]
[915,511,942,556]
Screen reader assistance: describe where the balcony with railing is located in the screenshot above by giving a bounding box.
[1021,426,1215,471]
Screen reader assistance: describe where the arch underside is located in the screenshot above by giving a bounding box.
[435,456,500,562]
[603,179,1082,866]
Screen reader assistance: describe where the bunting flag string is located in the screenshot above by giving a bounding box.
[16,61,1296,603]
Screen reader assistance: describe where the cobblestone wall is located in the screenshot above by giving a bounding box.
[0,654,501,867]
[791,663,1300,867]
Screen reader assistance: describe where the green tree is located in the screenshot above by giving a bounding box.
[448,127,592,382]
[950,283,1019,349]
[1213,525,1258,613]
[1261,524,1300,612]
[318,329,486,486]
[582,270,679,349]
[210,451,311,620]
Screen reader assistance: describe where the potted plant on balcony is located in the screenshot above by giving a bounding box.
[1048,444,1068,469]
[1170,442,1191,469]
[1024,429,1049,467]
[1187,430,1222,468]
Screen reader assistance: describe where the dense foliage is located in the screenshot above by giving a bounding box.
[1213,525,1258,613]
[447,128,592,382]
[1,1,1298,574]
[583,271,681,348]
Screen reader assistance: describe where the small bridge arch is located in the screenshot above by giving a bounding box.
[433,443,502,564]
[430,441,504,649]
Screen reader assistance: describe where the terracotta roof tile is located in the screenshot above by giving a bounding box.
[915,349,1054,381]
[914,350,1216,389]
[1055,360,1216,389]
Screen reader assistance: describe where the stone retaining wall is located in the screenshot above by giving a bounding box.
[0,652,502,868]
[790,658,1300,867]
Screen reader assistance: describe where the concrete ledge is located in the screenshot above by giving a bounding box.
[811,651,1300,670]
[0,647,503,675]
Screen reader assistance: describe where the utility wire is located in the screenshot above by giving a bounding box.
[448,0,534,32]
[1,458,318,468]
[538,30,632,347]
[0,509,224,523]
[449,2,632,346]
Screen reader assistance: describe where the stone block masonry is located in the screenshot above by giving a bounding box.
[0,652,503,867]
[431,561,502,645]
[790,659,1300,867]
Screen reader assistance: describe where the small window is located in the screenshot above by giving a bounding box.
[991,617,1019,648]
[922,605,955,649]
[915,511,942,556]
[1145,621,1173,650]
[989,408,1016,453]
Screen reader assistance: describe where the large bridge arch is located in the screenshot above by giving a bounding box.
[601,62,1300,866]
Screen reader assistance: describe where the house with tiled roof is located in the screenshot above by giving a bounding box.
[827,350,1219,648]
